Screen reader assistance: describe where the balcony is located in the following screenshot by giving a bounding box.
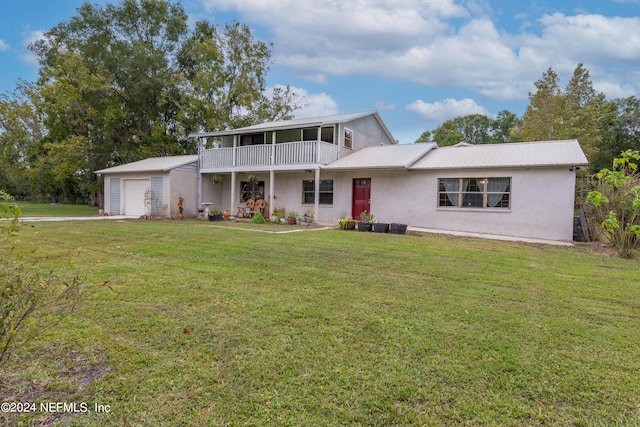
[200,140,350,170]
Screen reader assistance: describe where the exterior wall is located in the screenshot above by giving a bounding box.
[344,116,395,150]
[201,171,337,222]
[101,166,198,218]
[331,167,577,241]
[168,166,198,218]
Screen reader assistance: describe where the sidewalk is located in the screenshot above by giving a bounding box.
[407,226,574,246]
[17,215,139,222]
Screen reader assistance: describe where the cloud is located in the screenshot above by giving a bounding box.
[407,98,490,122]
[375,100,396,111]
[0,39,10,51]
[273,85,338,118]
[199,1,640,102]
[17,29,44,66]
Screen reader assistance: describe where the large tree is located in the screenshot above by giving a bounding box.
[521,64,616,168]
[7,0,301,203]
[415,111,522,146]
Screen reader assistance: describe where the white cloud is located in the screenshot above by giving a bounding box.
[0,39,10,51]
[407,98,490,122]
[275,85,338,118]
[17,30,44,66]
[198,1,640,102]
[375,100,395,111]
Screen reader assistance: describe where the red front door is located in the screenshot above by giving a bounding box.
[352,178,371,219]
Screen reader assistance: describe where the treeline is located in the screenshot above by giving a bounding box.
[416,64,640,173]
[0,0,301,205]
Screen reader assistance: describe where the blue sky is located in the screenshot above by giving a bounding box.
[1,0,639,143]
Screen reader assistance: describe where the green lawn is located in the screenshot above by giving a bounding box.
[16,202,99,217]
[1,220,639,426]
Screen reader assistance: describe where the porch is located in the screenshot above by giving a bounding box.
[200,140,351,170]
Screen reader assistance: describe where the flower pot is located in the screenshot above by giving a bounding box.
[357,221,373,232]
[389,223,407,235]
[287,217,297,225]
[208,214,222,221]
[373,222,389,233]
[223,209,229,219]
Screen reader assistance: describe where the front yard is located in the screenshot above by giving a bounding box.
[1,220,638,426]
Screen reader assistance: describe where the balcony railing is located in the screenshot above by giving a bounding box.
[200,140,346,169]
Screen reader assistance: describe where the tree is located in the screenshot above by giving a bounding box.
[521,67,563,141]
[18,0,301,204]
[415,112,522,146]
[586,150,640,258]
[594,96,640,171]
[521,64,617,170]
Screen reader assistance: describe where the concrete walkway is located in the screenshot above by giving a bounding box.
[17,215,139,222]
[407,226,574,246]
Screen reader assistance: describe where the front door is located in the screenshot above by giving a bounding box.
[352,178,371,219]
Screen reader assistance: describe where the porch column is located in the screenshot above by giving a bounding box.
[316,127,321,163]
[269,169,275,218]
[232,135,237,167]
[271,131,276,166]
[230,171,237,217]
[314,167,320,223]
[197,137,203,208]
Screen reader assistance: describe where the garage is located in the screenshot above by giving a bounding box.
[123,179,150,216]
[95,155,198,219]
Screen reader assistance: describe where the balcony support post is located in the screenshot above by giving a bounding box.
[314,167,320,223]
[269,169,275,218]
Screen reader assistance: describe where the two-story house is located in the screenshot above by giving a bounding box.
[191,111,396,223]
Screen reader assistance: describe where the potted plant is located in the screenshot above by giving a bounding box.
[208,209,223,221]
[338,217,357,230]
[286,210,297,225]
[357,210,375,232]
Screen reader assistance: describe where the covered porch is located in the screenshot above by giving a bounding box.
[198,168,330,224]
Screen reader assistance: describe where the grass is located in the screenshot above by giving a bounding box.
[16,202,99,217]
[1,220,639,426]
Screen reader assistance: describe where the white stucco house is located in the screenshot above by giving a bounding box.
[95,155,198,218]
[96,111,589,241]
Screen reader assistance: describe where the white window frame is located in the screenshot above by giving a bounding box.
[344,128,353,150]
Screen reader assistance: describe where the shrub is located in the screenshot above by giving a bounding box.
[586,149,640,258]
[0,191,89,366]
[251,212,265,224]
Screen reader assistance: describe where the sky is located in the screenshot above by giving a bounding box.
[1,0,639,144]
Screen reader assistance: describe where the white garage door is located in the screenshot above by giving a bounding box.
[123,179,150,216]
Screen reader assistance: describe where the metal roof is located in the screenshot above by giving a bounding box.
[323,143,436,170]
[95,155,198,174]
[189,111,395,143]
[409,140,588,170]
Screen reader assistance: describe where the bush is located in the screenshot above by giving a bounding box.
[0,191,89,366]
[251,212,265,224]
[586,149,640,258]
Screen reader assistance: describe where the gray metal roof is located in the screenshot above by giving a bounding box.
[95,155,198,174]
[409,140,588,170]
[323,143,436,170]
[189,111,395,142]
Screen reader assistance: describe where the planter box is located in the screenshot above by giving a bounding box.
[389,223,407,234]
[373,223,389,233]
[208,214,222,221]
[287,217,297,225]
[357,221,373,232]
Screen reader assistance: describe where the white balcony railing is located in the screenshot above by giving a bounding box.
[200,140,343,169]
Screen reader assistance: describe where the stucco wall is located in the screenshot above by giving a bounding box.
[102,168,198,218]
[333,167,577,241]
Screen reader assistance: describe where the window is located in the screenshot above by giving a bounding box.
[303,179,334,205]
[302,126,334,143]
[240,180,265,202]
[438,178,511,209]
[240,133,264,146]
[344,128,353,149]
